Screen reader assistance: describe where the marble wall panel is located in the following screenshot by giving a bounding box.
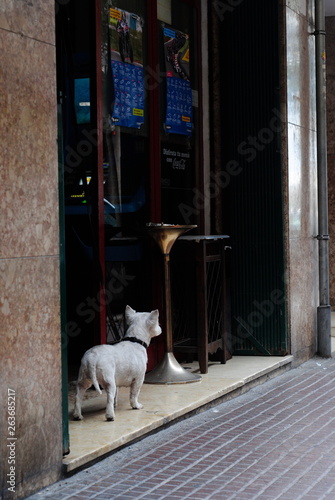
[0,0,55,45]
[287,123,318,239]
[0,1,61,497]
[285,3,319,358]
[286,6,316,130]
[0,29,58,259]
[286,0,314,23]
[0,256,62,499]
[287,0,307,17]
[289,238,318,359]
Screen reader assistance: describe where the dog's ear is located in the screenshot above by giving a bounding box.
[125,305,136,321]
[148,309,159,322]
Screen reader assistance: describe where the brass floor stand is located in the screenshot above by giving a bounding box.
[144,224,201,384]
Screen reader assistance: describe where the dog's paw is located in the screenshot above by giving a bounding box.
[132,403,143,410]
[106,414,115,421]
[73,414,83,421]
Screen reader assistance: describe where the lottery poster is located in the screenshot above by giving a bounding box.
[163,26,193,136]
[109,7,144,129]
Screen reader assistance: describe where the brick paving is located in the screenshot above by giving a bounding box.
[28,357,335,500]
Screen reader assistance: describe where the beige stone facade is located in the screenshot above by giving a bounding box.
[0,1,63,499]
[284,1,319,361]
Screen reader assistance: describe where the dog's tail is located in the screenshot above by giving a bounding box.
[91,365,102,395]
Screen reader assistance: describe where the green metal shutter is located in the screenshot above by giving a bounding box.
[219,0,287,355]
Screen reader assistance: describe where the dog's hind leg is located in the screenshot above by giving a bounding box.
[105,380,117,421]
[130,377,144,410]
[73,379,92,420]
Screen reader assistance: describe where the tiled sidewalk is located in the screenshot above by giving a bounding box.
[28,357,335,500]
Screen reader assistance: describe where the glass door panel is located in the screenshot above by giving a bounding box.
[159,0,201,226]
[101,1,152,343]
[102,0,150,234]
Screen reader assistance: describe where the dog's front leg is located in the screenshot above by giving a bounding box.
[130,377,144,410]
[105,381,116,421]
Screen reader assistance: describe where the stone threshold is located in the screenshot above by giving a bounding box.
[63,355,293,474]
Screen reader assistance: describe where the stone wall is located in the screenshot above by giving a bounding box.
[326,16,335,309]
[0,1,63,499]
[284,0,319,361]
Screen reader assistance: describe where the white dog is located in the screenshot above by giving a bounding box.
[73,305,161,421]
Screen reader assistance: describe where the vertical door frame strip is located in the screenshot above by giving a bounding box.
[95,0,107,344]
[148,0,161,222]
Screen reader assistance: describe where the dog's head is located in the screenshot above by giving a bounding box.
[125,305,162,343]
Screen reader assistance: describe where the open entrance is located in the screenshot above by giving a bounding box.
[56,0,288,458]
[56,0,210,452]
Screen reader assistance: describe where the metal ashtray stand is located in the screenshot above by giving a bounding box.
[144,224,201,384]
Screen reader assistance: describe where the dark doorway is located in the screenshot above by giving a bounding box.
[210,0,287,355]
